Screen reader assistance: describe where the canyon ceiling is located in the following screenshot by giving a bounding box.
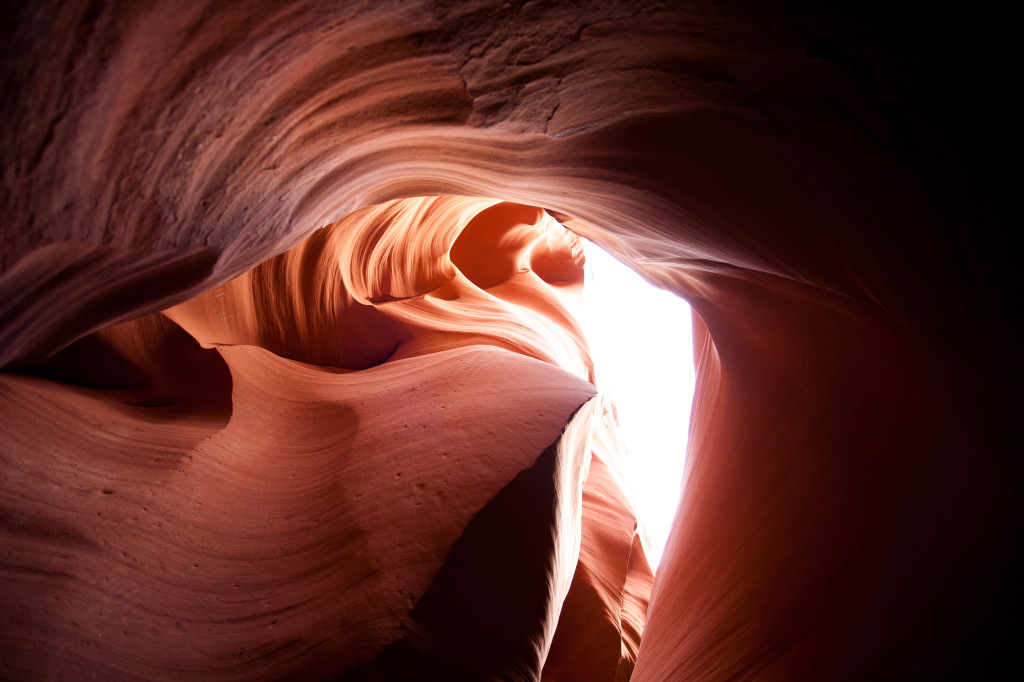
[1,1,1018,680]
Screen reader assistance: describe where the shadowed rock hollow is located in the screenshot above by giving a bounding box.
[1,1,1018,679]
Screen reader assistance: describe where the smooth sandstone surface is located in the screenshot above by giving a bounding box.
[2,337,601,678]
[2,0,1018,679]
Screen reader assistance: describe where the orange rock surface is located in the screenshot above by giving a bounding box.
[1,1,1018,679]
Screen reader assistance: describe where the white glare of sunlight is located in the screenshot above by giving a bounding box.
[579,240,696,569]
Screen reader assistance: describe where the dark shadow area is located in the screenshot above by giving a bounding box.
[340,432,565,681]
[14,313,233,419]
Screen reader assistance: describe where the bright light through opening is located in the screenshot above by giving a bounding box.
[579,241,696,569]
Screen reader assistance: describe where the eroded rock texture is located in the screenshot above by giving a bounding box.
[1,0,1018,679]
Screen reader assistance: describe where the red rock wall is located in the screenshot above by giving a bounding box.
[2,0,1018,679]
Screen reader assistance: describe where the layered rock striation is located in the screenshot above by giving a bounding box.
[2,0,1018,679]
[2,194,648,678]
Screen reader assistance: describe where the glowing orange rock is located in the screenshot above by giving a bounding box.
[1,0,1017,679]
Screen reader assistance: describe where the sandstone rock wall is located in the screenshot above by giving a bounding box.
[2,1,1018,679]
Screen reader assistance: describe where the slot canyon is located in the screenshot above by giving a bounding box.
[0,1,1018,680]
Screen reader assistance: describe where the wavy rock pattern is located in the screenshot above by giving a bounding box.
[1,0,1018,679]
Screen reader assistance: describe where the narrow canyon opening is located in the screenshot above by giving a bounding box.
[579,240,695,568]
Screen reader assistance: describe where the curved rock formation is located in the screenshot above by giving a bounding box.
[2,0,1018,679]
